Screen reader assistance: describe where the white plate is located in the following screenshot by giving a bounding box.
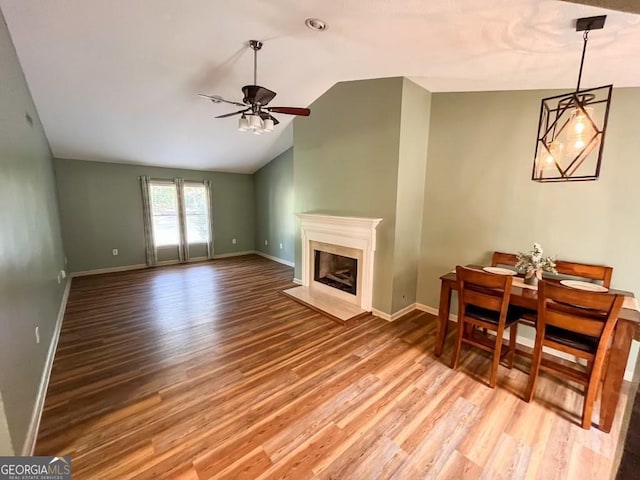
[483,267,517,276]
[560,280,608,292]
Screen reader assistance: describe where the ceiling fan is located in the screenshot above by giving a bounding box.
[198,40,311,134]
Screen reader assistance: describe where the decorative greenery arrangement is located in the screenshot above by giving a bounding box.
[515,243,557,283]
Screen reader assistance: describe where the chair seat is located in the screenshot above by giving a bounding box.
[545,325,599,354]
[465,305,523,326]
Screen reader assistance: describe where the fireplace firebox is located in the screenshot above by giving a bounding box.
[313,250,358,296]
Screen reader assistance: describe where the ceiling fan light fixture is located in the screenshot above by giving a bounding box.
[238,115,250,131]
[305,18,327,31]
[247,114,262,130]
[200,40,311,134]
[262,118,275,132]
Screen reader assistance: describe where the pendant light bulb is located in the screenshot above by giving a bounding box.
[570,107,592,135]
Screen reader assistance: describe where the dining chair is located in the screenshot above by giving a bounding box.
[491,251,614,331]
[524,280,624,429]
[554,260,613,288]
[491,251,613,287]
[491,251,518,268]
[451,266,522,388]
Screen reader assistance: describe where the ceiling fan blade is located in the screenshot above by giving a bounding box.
[242,85,277,106]
[198,94,246,107]
[215,108,250,119]
[267,107,311,116]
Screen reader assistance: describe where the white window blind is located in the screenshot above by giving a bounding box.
[150,182,180,247]
[148,180,211,247]
[183,183,210,244]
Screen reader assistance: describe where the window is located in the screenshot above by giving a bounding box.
[150,182,179,246]
[183,183,209,244]
[149,180,210,247]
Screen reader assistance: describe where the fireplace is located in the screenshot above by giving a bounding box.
[296,214,382,313]
[314,250,358,295]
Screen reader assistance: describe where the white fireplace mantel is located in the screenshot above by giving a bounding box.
[297,213,382,311]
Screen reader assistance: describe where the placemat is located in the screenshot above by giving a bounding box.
[623,296,639,312]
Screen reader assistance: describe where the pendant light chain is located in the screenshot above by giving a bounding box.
[576,30,589,92]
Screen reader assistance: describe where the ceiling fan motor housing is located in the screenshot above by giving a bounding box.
[242,85,277,106]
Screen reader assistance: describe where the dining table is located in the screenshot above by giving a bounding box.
[435,265,640,433]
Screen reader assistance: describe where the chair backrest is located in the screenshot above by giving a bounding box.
[456,266,513,320]
[537,280,623,341]
[491,251,613,287]
[491,251,518,268]
[553,260,613,288]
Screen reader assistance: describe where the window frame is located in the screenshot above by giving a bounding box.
[182,181,211,246]
[149,179,181,248]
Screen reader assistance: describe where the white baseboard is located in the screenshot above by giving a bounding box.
[416,303,634,381]
[72,255,231,277]
[416,303,450,319]
[254,251,295,267]
[157,256,209,267]
[371,309,391,321]
[22,277,72,455]
[71,263,147,277]
[212,250,255,259]
[157,259,179,266]
[293,278,302,285]
[373,303,418,322]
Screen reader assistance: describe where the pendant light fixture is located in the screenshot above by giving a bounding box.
[532,15,612,182]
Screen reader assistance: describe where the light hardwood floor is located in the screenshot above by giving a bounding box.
[35,255,629,479]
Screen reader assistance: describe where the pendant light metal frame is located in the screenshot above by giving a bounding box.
[532,15,612,182]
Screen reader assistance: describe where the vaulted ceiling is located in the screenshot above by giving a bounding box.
[2,0,639,173]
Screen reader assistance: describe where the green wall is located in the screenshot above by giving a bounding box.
[417,87,640,375]
[293,77,404,314]
[392,78,431,312]
[55,158,255,273]
[0,8,67,454]
[0,394,12,455]
[253,148,294,264]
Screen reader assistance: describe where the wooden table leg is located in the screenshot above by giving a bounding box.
[599,319,634,433]
[435,280,452,357]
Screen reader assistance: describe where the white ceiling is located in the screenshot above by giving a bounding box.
[2,0,639,173]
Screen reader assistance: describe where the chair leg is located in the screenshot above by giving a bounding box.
[489,325,505,388]
[507,322,518,369]
[465,322,474,338]
[582,354,606,429]
[525,332,544,402]
[450,317,465,370]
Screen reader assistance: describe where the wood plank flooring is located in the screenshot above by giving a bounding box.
[35,255,630,479]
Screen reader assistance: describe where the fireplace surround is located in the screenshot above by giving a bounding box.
[297,213,382,312]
